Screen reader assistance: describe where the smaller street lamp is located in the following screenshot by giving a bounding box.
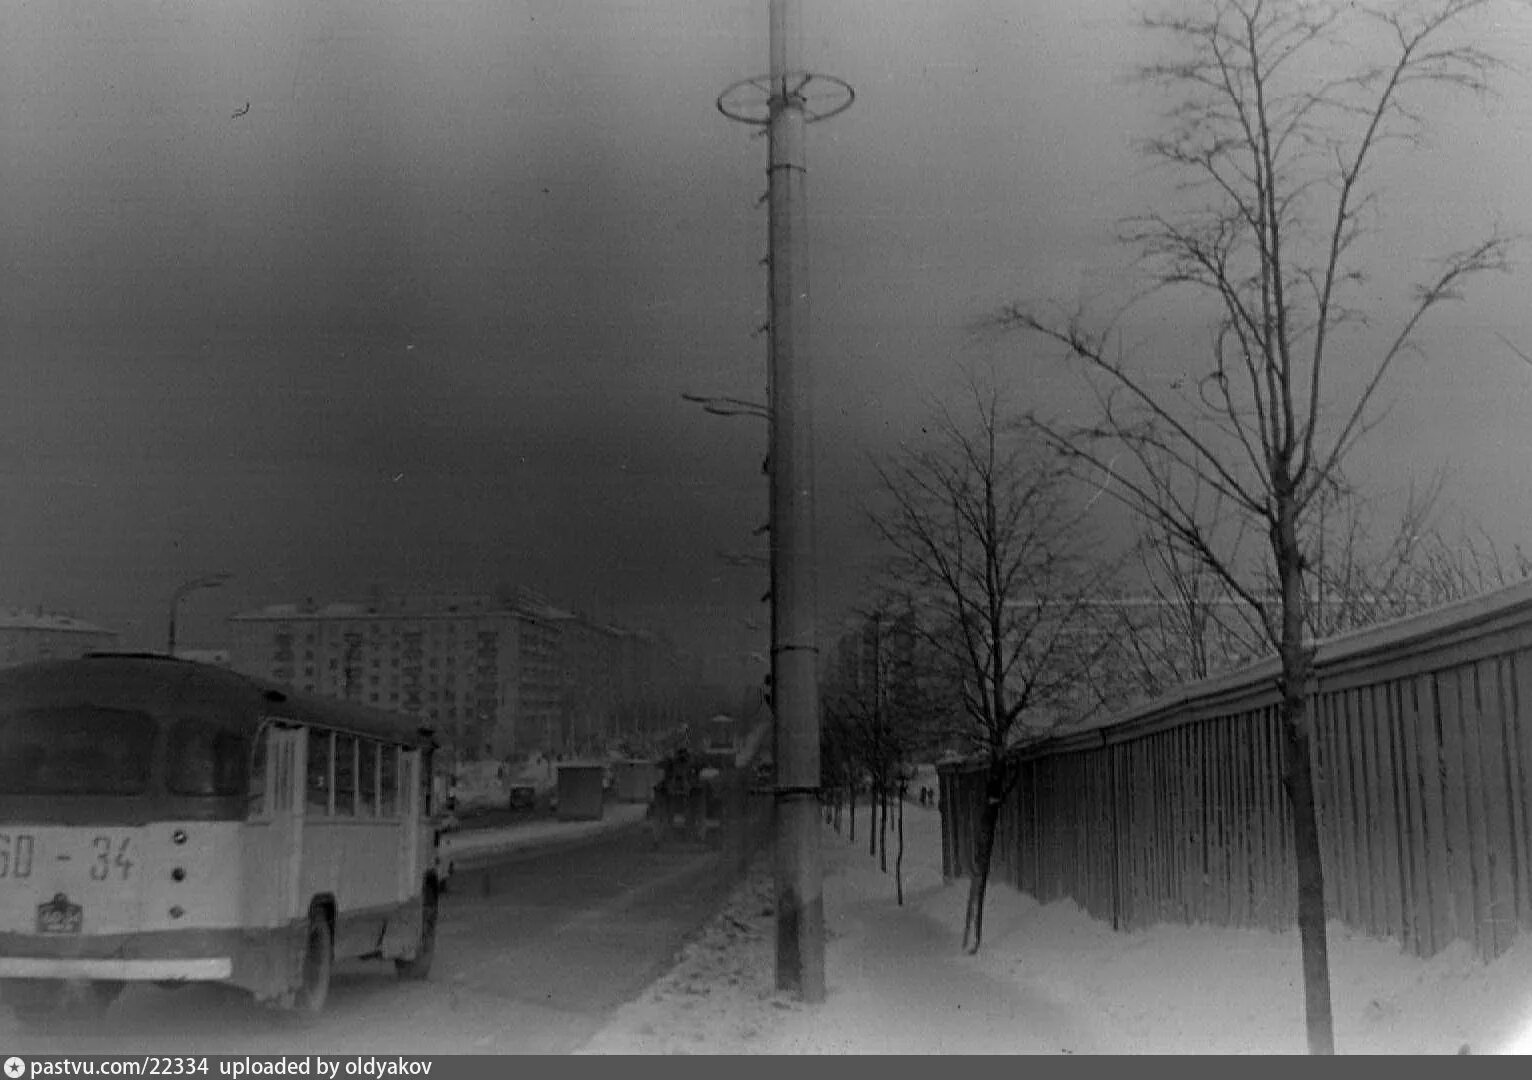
[167,572,232,656]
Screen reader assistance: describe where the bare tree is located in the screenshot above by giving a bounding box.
[1005,0,1513,1052]
[1104,473,1529,705]
[820,612,899,864]
[850,595,965,907]
[1090,486,1268,708]
[821,601,934,887]
[818,694,854,837]
[1308,472,1532,634]
[872,375,1110,953]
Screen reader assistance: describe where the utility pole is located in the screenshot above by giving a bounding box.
[718,0,851,1002]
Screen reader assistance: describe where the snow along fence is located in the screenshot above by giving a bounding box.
[938,577,1532,963]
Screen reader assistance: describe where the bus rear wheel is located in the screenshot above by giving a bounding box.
[291,911,333,1016]
[395,880,437,981]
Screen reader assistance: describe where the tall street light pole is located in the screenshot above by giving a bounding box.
[718,0,851,1002]
[167,572,232,656]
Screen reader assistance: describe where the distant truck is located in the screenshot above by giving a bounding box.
[649,748,726,846]
[441,759,517,815]
[507,754,557,809]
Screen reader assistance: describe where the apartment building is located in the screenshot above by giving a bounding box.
[229,594,530,759]
[227,591,680,759]
[0,610,118,668]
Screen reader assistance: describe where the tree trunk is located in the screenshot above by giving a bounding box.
[869,780,878,857]
[1284,692,1334,1053]
[896,784,905,907]
[1277,502,1335,1055]
[879,784,889,873]
[961,765,1005,954]
[848,778,856,845]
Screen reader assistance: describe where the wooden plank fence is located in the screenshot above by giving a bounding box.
[937,580,1532,961]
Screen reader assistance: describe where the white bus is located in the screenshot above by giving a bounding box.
[0,654,442,1022]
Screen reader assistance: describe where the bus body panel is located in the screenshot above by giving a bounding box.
[299,822,405,915]
[240,726,304,932]
[0,655,440,1009]
[0,822,243,936]
[300,820,408,957]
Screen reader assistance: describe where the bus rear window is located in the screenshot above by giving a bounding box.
[167,721,247,797]
[0,706,157,795]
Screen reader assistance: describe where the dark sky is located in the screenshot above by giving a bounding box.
[3,0,1531,672]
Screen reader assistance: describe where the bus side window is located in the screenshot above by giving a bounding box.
[379,745,398,817]
[359,739,378,817]
[248,732,268,819]
[334,734,356,817]
[306,731,331,816]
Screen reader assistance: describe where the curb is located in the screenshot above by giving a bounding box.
[443,815,652,879]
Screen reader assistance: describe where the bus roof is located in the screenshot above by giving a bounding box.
[0,653,436,748]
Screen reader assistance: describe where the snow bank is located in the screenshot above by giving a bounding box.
[582,798,1532,1054]
[440,803,649,859]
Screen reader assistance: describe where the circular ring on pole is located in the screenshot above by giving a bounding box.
[716,73,855,126]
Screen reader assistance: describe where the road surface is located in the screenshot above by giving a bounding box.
[1,831,738,1055]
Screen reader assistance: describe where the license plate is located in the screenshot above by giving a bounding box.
[36,894,83,935]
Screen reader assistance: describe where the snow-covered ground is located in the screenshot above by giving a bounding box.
[579,798,1532,1054]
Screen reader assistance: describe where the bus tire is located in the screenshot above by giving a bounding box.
[395,879,437,981]
[292,910,333,1016]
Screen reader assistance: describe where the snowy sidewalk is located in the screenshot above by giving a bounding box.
[580,801,1532,1054]
[765,870,1093,1054]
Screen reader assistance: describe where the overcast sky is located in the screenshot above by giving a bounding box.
[2,0,1530,670]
